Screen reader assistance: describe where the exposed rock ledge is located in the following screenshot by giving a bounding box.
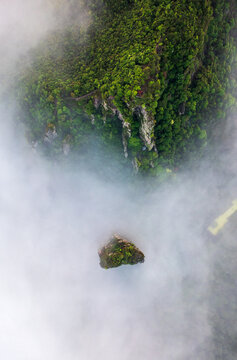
[134,106,156,151]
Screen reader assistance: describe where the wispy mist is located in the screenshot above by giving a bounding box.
[0,0,88,89]
[0,2,237,360]
[0,118,214,359]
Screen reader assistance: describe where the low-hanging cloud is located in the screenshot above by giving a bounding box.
[0,1,237,360]
[0,0,88,90]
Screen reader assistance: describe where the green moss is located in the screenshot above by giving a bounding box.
[99,234,145,269]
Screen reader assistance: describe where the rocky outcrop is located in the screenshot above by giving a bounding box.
[117,110,131,158]
[44,123,58,144]
[101,97,131,158]
[98,234,145,269]
[134,106,156,151]
[68,90,159,165]
[132,157,140,174]
[70,90,159,161]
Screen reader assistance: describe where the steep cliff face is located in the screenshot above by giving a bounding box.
[135,106,156,151]
[17,0,237,175]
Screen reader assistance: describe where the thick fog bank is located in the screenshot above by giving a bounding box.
[1,106,237,360]
[3,104,237,360]
[0,105,214,360]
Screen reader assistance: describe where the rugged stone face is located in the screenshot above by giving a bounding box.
[102,97,131,158]
[137,106,156,151]
[44,123,58,144]
[98,234,145,269]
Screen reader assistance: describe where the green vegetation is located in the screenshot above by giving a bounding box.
[17,0,237,175]
[98,234,145,269]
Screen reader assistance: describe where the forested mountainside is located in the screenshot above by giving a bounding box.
[17,0,237,175]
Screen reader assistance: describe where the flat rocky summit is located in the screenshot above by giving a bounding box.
[99,234,145,269]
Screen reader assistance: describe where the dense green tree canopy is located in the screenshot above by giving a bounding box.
[17,0,237,175]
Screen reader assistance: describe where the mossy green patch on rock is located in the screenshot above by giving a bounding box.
[98,234,144,269]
